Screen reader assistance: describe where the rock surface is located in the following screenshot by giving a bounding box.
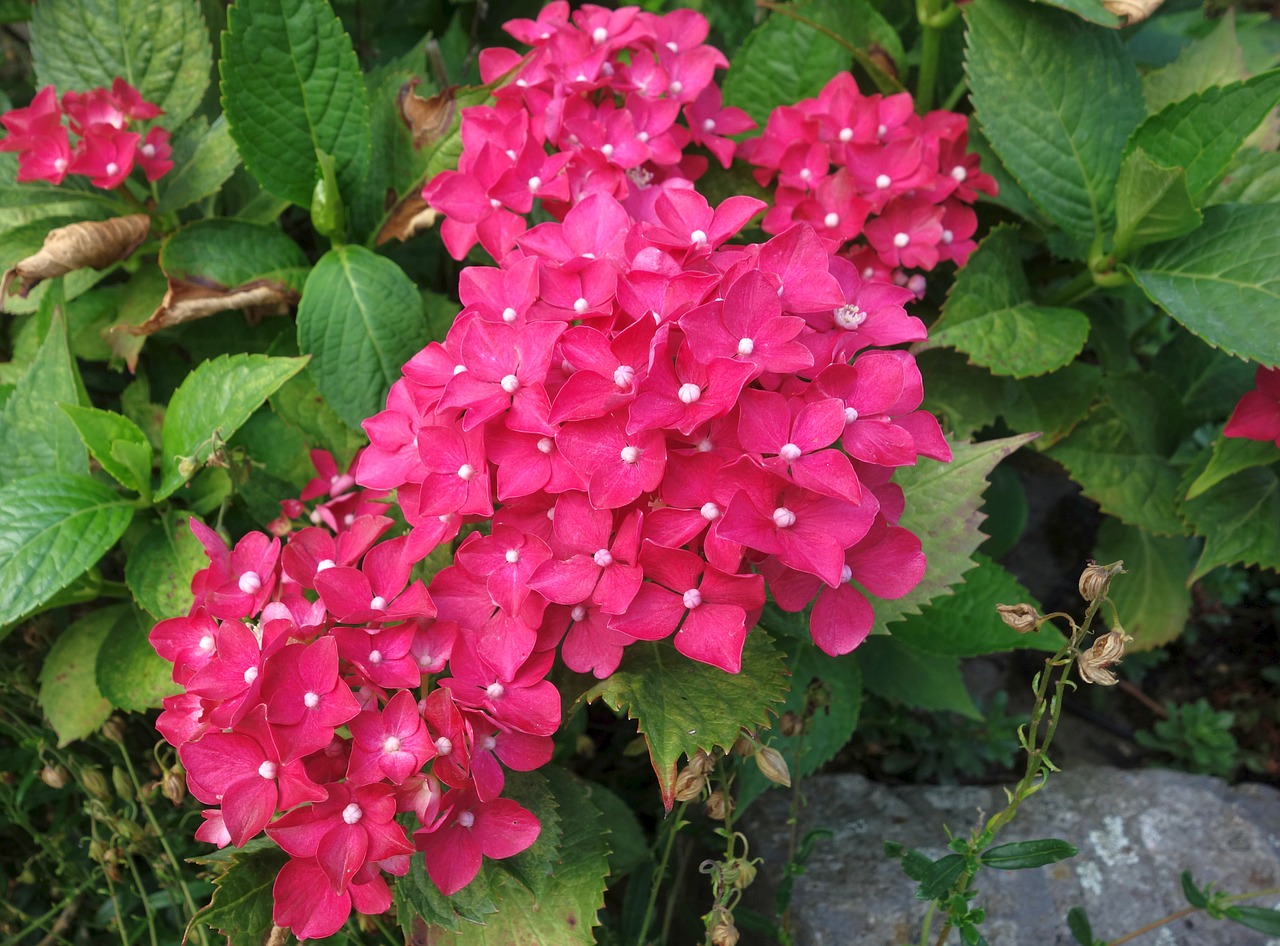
[741,767,1280,946]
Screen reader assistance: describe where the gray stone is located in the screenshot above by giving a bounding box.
[741,767,1280,946]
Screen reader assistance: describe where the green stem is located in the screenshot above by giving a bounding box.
[92,819,131,946]
[916,21,942,113]
[123,847,161,946]
[637,802,688,946]
[1046,268,1098,307]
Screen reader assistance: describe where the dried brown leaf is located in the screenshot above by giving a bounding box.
[397,78,458,149]
[118,277,297,337]
[375,196,438,246]
[1102,0,1164,25]
[1,214,149,299]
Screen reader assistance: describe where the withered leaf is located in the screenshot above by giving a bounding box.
[375,196,438,246]
[397,78,458,149]
[1,214,149,299]
[119,277,297,337]
[1102,0,1164,24]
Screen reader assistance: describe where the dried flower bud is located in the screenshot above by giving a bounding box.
[732,734,756,757]
[100,716,126,744]
[674,761,710,802]
[176,455,199,479]
[161,768,186,806]
[40,763,68,789]
[754,746,792,787]
[1078,628,1133,686]
[81,767,111,801]
[704,789,730,821]
[996,603,1042,634]
[778,711,803,737]
[721,857,758,891]
[708,906,740,946]
[1079,560,1126,602]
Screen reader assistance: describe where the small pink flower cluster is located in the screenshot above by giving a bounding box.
[740,72,997,288]
[0,79,172,187]
[1224,366,1280,448]
[423,1,753,262]
[150,454,546,939]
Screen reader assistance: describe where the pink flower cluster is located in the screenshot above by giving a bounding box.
[1224,366,1280,448]
[0,79,172,187]
[740,72,997,288]
[150,454,546,939]
[423,1,753,261]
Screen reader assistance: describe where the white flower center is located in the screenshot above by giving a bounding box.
[696,438,713,453]
[458,810,476,828]
[700,502,720,521]
[370,596,387,610]
[383,735,401,753]
[258,760,277,779]
[505,549,520,563]
[105,161,119,176]
[593,548,614,567]
[690,229,707,245]
[316,558,336,572]
[834,304,867,330]
[876,123,887,137]
[368,649,383,664]
[527,175,541,191]
[304,691,320,708]
[951,165,967,182]
[537,437,554,454]
[243,666,258,684]
[779,443,802,461]
[737,337,755,356]
[772,507,797,528]
[501,374,520,394]
[342,802,363,824]
[54,157,67,172]
[841,564,854,584]
[839,127,853,142]
[823,212,840,229]
[486,682,505,699]
[682,588,703,609]
[601,143,614,158]
[571,605,587,622]
[637,130,650,143]
[620,445,640,464]
[502,306,518,323]
[489,197,501,209]
[875,174,891,189]
[844,407,859,424]
[702,118,716,132]
[141,143,156,158]
[457,463,475,481]
[893,232,910,249]
[941,229,954,244]
[238,572,261,594]
[592,26,608,42]
[198,635,215,652]
[453,364,467,375]
[435,737,453,755]
[678,382,702,404]
[669,80,683,95]
[614,365,635,388]
[799,168,812,181]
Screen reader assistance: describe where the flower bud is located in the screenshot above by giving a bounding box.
[704,789,730,821]
[778,711,803,737]
[673,754,710,802]
[732,734,756,758]
[720,857,758,891]
[1078,628,1133,686]
[100,716,126,744]
[754,746,792,787]
[708,907,739,946]
[1079,560,1125,602]
[161,768,186,806]
[40,763,68,789]
[996,603,1042,634]
[112,766,134,802]
[81,767,111,801]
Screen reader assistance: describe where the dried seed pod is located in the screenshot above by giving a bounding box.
[1079,560,1126,602]
[996,603,1042,634]
[40,764,68,789]
[754,746,792,788]
[81,767,111,801]
[708,906,740,946]
[704,789,730,821]
[732,734,756,758]
[1078,628,1133,686]
[778,711,803,737]
[721,857,758,891]
[673,762,709,802]
[100,716,126,744]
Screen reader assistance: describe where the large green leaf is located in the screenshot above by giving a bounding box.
[1028,0,1121,27]
[873,434,1040,633]
[59,405,151,495]
[930,226,1090,378]
[1092,519,1192,651]
[1142,12,1246,114]
[583,630,788,809]
[736,640,862,810]
[1185,437,1279,500]
[161,218,309,292]
[296,246,429,430]
[1149,327,1255,426]
[1112,149,1202,257]
[221,0,371,208]
[1209,148,1280,206]
[189,845,288,946]
[443,768,609,946]
[0,475,134,629]
[965,0,1143,240]
[38,608,117,746]
[156,354,308,500]
[917,349,1005,440]
[96,605,180,712]
[0,312,87,483]
[125,513,206,620]
[351,69,433,244]
[855,636,979,718]
[885,554,1063,658]
[269,367,366,468]
[0,159,127,238]
[1127,204,1280,366]
[1179,459,1280,582]
[156,116,242,214]
[1126,71,1280,204]
[1001,362,1101,450]
[494,770,562,900]
[396,859,499,936]
[31,0,211,127]
[721,6,852,129]
[1049,376,1187,536]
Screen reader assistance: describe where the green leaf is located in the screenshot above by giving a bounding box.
[965,120,1046,225]
[917,349,1005,440]
[156,353,308,500]
[980,838,1077,870]
[856,636,979,718]
[1049,376,1188,536]
[916,853,967,901]
[1181,871,1209,908]
[1185,436,1279,500]
[350,69,434,243]
[1002,362,1101,450]
[161,218,309,293]
[189,845,288,946]
[965,0,1142,239]
[1113,150,1202,257]
[156,116,242,214]
[1127,71,1280,204]
[1093,519,1192,651]
[1027,0,1121,28]
[1179,460,1280,581]
[269,367,366,468]
[584,629,789,808]
[736,641,861,810]
[230,408,313,490]
[296,245,429,430]
[885,842,935,883]
[445,767,610,946]
[1143,12,1246,114]
[59,405,151,495]
[874,434,1040,633]
[1208,148,1280,206]
[1225,905,1280,936]
[1150,329,1255,426]
[394,857,499,936]
[0,475,134,630]
[1127,204,1280,366]
[1067,906,1094,946]
[582,781,648,879]
[31,0,211,128]
[495,770,561,900]
[95,605,179,712]
[38,608,116,746]
[801,0,907,81]
[886,554,1064,657]
[0,161,128,238]
[221,0,371,208]
[0,311,87,483]
[721,7,852,129]
[930,226,1090,378]
[125,513,206,620]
